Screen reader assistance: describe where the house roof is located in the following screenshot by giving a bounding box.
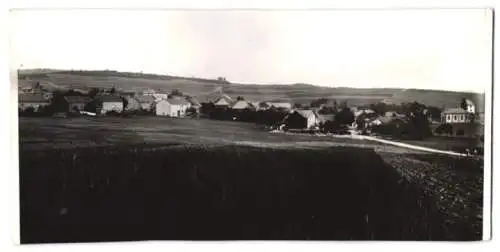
[64,96,92,104]
[94,95,123,103]
[135,95,155,103]
[294,109,317,119]
[214,97,231,106]
[465,99,475,106]
[258,102,271,108]
[250,101,260,108]
[119,91,136,96]
[443,108,468,114]
[318,114,335,123]
[200,90,233,103]
[165,97,190,105]
[269,102,292,109]
[18,94,50,103]
[232,100,255,109]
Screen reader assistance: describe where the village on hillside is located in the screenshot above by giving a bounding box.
[18,79,485,154]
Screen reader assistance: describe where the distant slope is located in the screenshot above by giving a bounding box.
[17,69,485,109]
[384,89,486,112]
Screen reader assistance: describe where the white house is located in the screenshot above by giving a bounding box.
[95,96,124,114]
[155,98,191,117]
[441,108,470,124]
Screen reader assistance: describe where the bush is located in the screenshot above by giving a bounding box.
[320,121,348,134]
[435,124,453,135]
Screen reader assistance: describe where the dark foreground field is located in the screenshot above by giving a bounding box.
[19,145,482,243]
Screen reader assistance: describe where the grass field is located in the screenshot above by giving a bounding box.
[19,117,384,151]
[18,117,483,242]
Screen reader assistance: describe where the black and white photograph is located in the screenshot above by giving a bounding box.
[10,8,492,244]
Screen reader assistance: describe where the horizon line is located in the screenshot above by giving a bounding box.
[16,67,487,94]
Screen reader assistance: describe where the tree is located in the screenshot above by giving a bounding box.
[88,88,100,98]
[318,106,335,114]
[65,89,85,96]
[186,107,198,116]
[340,100,348,109]
[171,89,183,96]
[406,104,432,139]
[236,96,245,101]
[48,91,69,113]
[310,98,328,108]
[335,107,355,125]
[435,123,453,135]
[332,100,338,111]
[84,101,98,113]
[370,102,387,116]
[121,97,129,110]
[110,87,116,94]
[426,106,442,122]
[460,98,468,111]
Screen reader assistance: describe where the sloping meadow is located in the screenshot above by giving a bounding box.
[19,144,475,243]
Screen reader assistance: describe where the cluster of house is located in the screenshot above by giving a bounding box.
[18,85,297,118]
[17,83,485,137]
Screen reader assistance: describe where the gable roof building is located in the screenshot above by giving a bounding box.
[155,98,191,117]
[18,94,50,112]
[283,109,320,129]
[64,96,92,112]
[94,96,124,114]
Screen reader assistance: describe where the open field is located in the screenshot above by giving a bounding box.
[20,145,479,243]
[18,69,485,108]
[18,117,483,242]
[19,117,387,151]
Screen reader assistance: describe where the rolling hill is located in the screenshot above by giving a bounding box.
[17,69,486,110]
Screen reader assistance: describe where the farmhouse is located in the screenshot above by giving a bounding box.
[18,94,50,112]
[64,96,92,113]
[441,108,470,124]
[155,98,191,117]
[94,96,124,114]
[283,109,320,129]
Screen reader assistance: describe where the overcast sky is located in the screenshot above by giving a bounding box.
[9,9,492,92]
